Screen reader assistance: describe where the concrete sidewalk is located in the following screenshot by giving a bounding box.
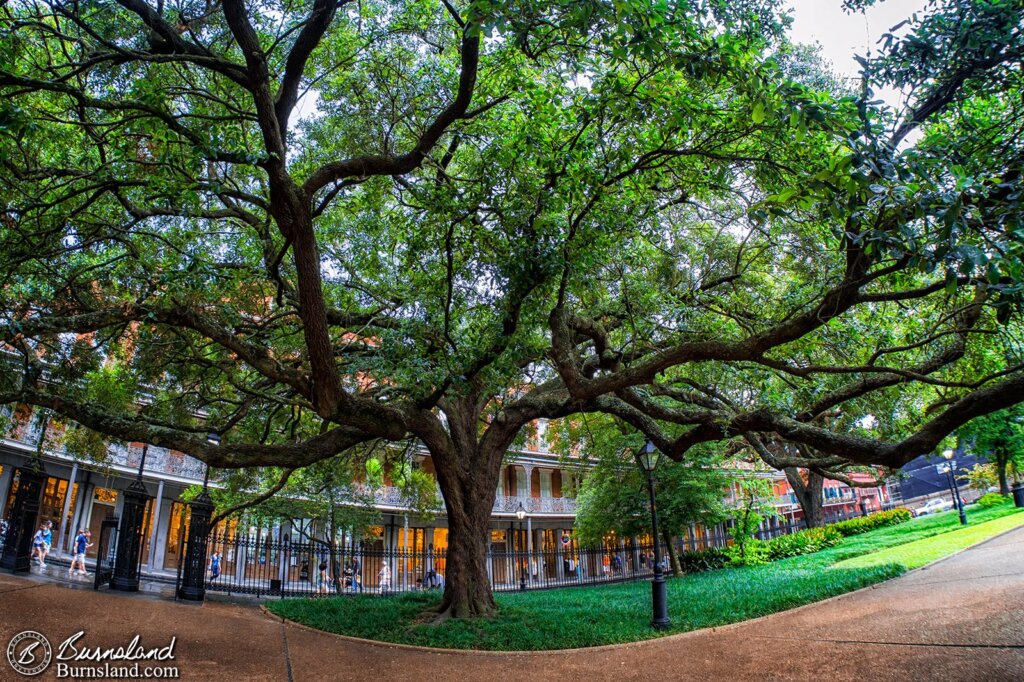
[2,527,1022,681]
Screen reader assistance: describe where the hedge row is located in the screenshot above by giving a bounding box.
[677,546,731,573]
[676,508,913,572]
[761,525,843,561]
[829,508,912,537]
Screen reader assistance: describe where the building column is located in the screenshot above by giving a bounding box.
[386,516,397,590]
[535,528,544,579]
[234,525,247,584]
[146,480,164,571]
[402,514,410,591]
[69,481,92,553]
[521,464,534,500]
[0,465,13,515]
[160,498,179,570]
[555,529,565,579]
[424,528,435,573]
[57,462,79,555]
[0,458,12,497]
[278,523,288,586]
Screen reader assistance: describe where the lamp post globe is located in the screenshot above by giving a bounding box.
[638,440,670,630]
[942,449,968,525]
[516,502,526,591]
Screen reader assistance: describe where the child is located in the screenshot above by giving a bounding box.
[378,563,391,594]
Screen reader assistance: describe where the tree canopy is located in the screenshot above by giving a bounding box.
[959,404,1024,494]
[2,0,1024,617]
[562,416,729,549]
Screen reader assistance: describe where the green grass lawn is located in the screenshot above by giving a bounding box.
[834,511,1024,570]
[266,500,1024,651]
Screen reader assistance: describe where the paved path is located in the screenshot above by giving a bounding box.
[1,527,1022,681]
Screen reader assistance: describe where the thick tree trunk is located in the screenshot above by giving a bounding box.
[998,461,1010,495]
[436,491,497,619]
[413,397,527,620]
[785,467,824,529]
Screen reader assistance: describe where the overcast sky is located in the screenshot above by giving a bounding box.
[787,0,930,76]
[295,1,935,122]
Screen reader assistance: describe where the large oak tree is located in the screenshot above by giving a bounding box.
[2,0,1023,618]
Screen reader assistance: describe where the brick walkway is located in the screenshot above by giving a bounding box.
[1,527,1022,681]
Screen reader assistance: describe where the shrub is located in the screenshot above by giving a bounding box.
[677,546,730,573]
[976,492,1010,508]
[762,526,843,561]
[726,540,771,567]
[830,508,911,537]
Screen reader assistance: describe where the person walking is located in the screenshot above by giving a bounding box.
[68,529,91,576]
[41,521,53,566]
[348,557,363,592]
[31,521,52,568]
[316,559,330,596]
[378,562,391,594]
[209,551,222,580]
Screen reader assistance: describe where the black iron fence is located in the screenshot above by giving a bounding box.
[201,533,677,598]
[199,506,883,599]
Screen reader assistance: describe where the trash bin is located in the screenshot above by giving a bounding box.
[270,578,282,593]
[1013,485,1024,508]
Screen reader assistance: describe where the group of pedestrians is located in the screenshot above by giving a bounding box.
[309,556,371,595]
[31,520,53,567]
[29,520,92,576]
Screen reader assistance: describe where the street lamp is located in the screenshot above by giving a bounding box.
[637,440,671,630]
[204,433,220,488]
[516,502,526,591]
[943,449,968,525]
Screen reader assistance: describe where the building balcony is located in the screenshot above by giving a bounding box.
[493,494,577,515]
[107,442,209,481]
[2,408,579,517]
[2,414,209,483]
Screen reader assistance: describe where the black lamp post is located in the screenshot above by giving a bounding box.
[111,444,153,591]
[178,433,219,601]
[516,502,526,591]
[638,440,671,630]
[943,449,968,525]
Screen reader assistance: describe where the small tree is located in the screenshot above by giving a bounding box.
[574,453,729,575]
[729,478,780,565]
[959,406,1024,494]
[960,463,999,495]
